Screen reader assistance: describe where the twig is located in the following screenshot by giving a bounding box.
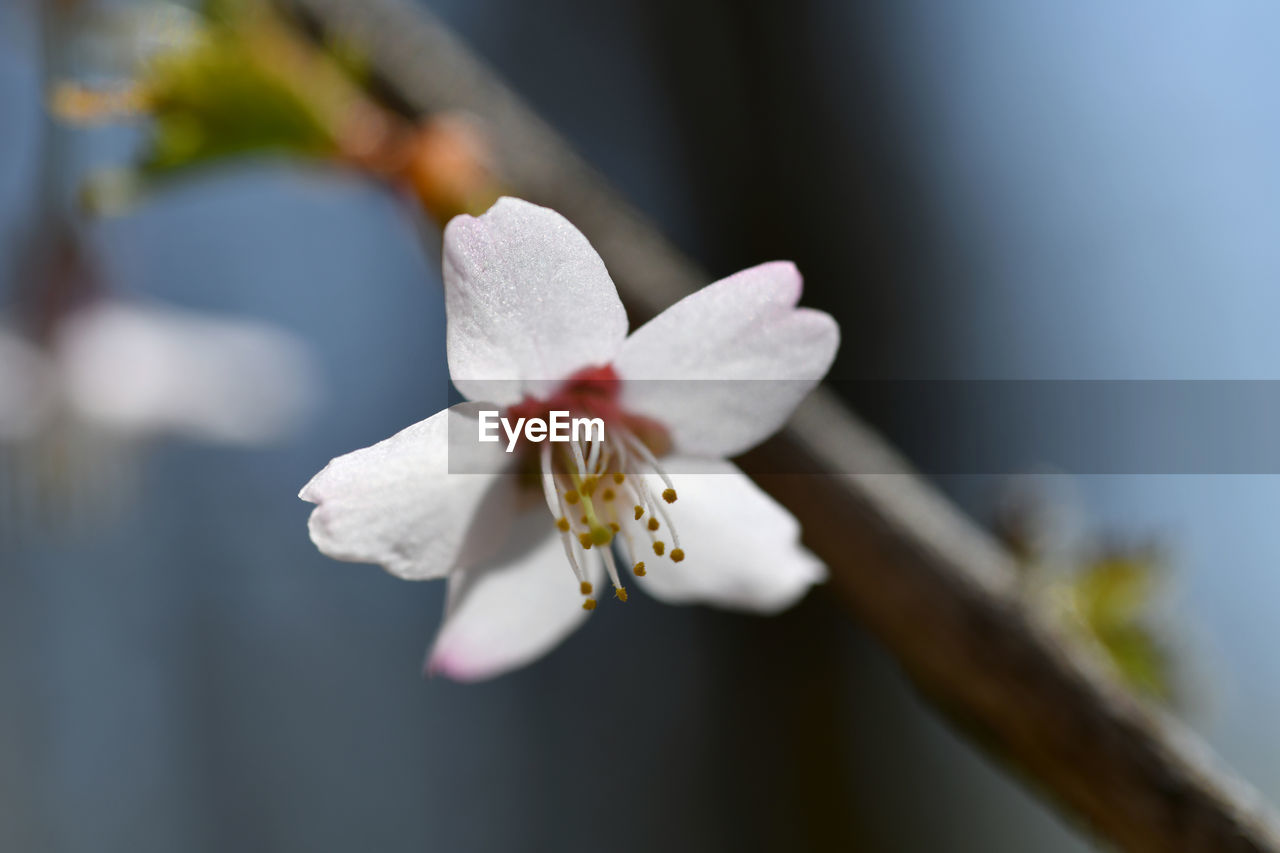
[280,1,1280,849]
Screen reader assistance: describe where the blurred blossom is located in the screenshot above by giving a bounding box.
[302,198,837,680]
[1,299,318,448]
[55,299,319,445]
[0,294,319,541]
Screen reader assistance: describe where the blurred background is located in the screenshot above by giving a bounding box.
[4,0,1280,850]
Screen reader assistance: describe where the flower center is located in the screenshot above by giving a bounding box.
[511,365,685,609]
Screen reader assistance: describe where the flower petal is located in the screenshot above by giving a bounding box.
[0,327,56,442]
[55,300,318,445]
[442,197,628,404]
[614,261,838,457]
[300,403,519,581]
[626,455,825,613]
[427,511,603,682]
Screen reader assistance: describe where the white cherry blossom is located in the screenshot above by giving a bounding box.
[301,197,839,681]
[0,300,317,446]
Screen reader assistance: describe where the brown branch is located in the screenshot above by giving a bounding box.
[280,1,1280,849]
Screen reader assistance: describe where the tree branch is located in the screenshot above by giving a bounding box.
[282,1,1280,849]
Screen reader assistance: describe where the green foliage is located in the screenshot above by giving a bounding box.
[140,31,337,176]
[1067,550,1174,702]
[995,493,1176,704]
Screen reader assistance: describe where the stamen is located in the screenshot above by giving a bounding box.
[569,439,588,479]
[647,517,660,532]
[600,547,624,592]
[609,522,621,533]
[616,440,655,521]
[587,436,602,473]
[613,472,626,485]
[583,598,597,611]
[618,511,643,572]
[663,488,678,503]
[670,549,685,562]
[614,587,629,602]
[578,533,593,550]
[647,488,684,557]
[623,431,676,494]
[580,581,593,595]
[602,488,615,501]
[653,541,665,556]
[559,536,585,582]
[539,444,563,518]
[542,444,587,584]
[565,490,580,505]
[566,454,614,547]
[633,561,646,576]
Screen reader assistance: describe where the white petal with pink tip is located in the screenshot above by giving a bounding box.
[301,404,518,581]
[614,262,838,457]
[443,197,629,405]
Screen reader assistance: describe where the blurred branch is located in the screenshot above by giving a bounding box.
[278,0,1280,850]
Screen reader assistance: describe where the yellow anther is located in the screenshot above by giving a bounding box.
[670,548,685,563]
[582,475,599,496]
[653,541,665,556]
[578,533,593,550]
[647,517,660,532]
[556,517,570,532]
[662,488,677,503]
[602,488,615,501]
[580,514,589,525]
[614,587,629,602]
[590,525,613,546]
[582,598,597,611]
[565,490,580,505]
[634,505,644,521]
[613,472,626,484]
[609,522,621,533]
[580,581,593,595]
[633,561,646,577]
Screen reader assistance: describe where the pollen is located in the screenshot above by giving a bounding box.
[578,533,593,549]
[565,490,580,505]
[633,561,646,577]
[582,598,597,611]
[613,472,626,484]
[647,517,660,532]
[653,541,665,556]
[670,549,685,563]
[634,505,644,520]
[662,488,677,504]
[556,517,570,532]
[602,488,616,501]
[614,586,629,602]
[580,581,593,595]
